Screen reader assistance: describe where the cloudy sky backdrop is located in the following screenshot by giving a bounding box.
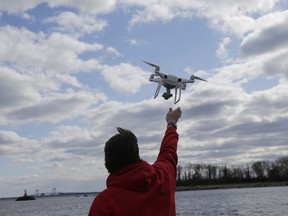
[1,0,288,197]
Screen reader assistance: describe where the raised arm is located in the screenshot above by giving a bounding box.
[154,107,182,176]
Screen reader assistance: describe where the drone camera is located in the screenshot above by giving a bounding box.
[162,92,172,100]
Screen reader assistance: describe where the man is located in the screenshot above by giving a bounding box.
[88,107,182,216]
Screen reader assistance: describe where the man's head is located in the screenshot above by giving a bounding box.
[105,127,140,173]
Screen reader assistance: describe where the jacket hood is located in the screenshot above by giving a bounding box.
[106,160,155,192]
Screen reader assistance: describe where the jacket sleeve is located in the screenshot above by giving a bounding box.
[154,126,179,177]
[88,193,113,216]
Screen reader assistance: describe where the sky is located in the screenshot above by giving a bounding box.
[0,0,288,198]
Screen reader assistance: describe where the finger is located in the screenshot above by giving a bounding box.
[175,107,181,113]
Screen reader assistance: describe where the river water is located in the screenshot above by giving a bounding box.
[1,186,287,216]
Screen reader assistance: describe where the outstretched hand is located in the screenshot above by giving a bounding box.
[166,107,182,124]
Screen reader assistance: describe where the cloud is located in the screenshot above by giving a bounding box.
[0,131,38,156]
[0,67,41,113]
[240,84,288,120]
[0,26,102,74]
[0,25,108,124]
[7,90,104,124]
[44,125,103,148]
[0,65,106,125]
[127,38,140,45]
[43,11,107,37]
[80,79,288,166]
[170,58,288,164]
[0,0,41,14]
[123,0,279,36]
[105,46,123,57]
[241,11,288,57]
[263,50,288,79]
[0,0,282,38]
[128,3,177,26]
[47,0,117,14]
[13,158,35,163]
[100,63,150,93]
[0,0,117,14]
[216,37,231,61]
[237,11,288,80]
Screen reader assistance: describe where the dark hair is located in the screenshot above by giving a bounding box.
[105,127,140,173]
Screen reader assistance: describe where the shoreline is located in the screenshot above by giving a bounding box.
[176,181,288,191]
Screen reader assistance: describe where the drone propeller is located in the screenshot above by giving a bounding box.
[143,61,159,69]
[143,60,164,78]
[191,75,207,82]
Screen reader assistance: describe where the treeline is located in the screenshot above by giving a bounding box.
[176,156,288,186]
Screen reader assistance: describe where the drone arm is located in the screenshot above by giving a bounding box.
[191,75,207,82]
[143,60,166,79]
[180,75,207,83]
[155,70,166,79]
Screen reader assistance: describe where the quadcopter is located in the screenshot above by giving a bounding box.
[144,61,207,104]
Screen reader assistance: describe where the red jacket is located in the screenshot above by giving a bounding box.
[88,127,179,216]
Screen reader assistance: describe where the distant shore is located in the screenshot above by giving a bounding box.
[176,181,288,191]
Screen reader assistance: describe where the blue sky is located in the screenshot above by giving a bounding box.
[1,0,288,198]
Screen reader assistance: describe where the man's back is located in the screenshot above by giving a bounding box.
[88,127,179,216]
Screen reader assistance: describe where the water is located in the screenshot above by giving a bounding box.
[0,196,94,216]
[176,186,288,216]
[1,186,288,216]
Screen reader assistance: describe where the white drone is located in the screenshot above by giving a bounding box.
[144,61,207,104]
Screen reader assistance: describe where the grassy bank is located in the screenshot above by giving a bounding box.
[176,181,288,191]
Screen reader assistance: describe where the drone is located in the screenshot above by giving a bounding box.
[144,61,207,104]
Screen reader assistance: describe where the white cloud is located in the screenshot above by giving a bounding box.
[0,131,38,156]
[263,50,288,79]
[6,90,104,124]
[127,38,139,45]
[53,74,83,88]
[100,63,150,93]
[0,0,117,14]
[0,24,109,126]
[0,26,102,74]
[0,0,282,37]
[0,66,41,113]
[13,158,35,163]
[238,11,288,80]
[43,11,107,37]
[123,0,280,36]
[208,14,255,37]
[105,46,123,57]
[38,126,106,169]
[47,0,117,14]
[216,37,231,61]
[240,11,288,56]
[0,0,42,14]
[174,79,288,164]
[0,66,106,125]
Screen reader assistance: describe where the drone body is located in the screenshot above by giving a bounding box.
[144,61,207,104]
